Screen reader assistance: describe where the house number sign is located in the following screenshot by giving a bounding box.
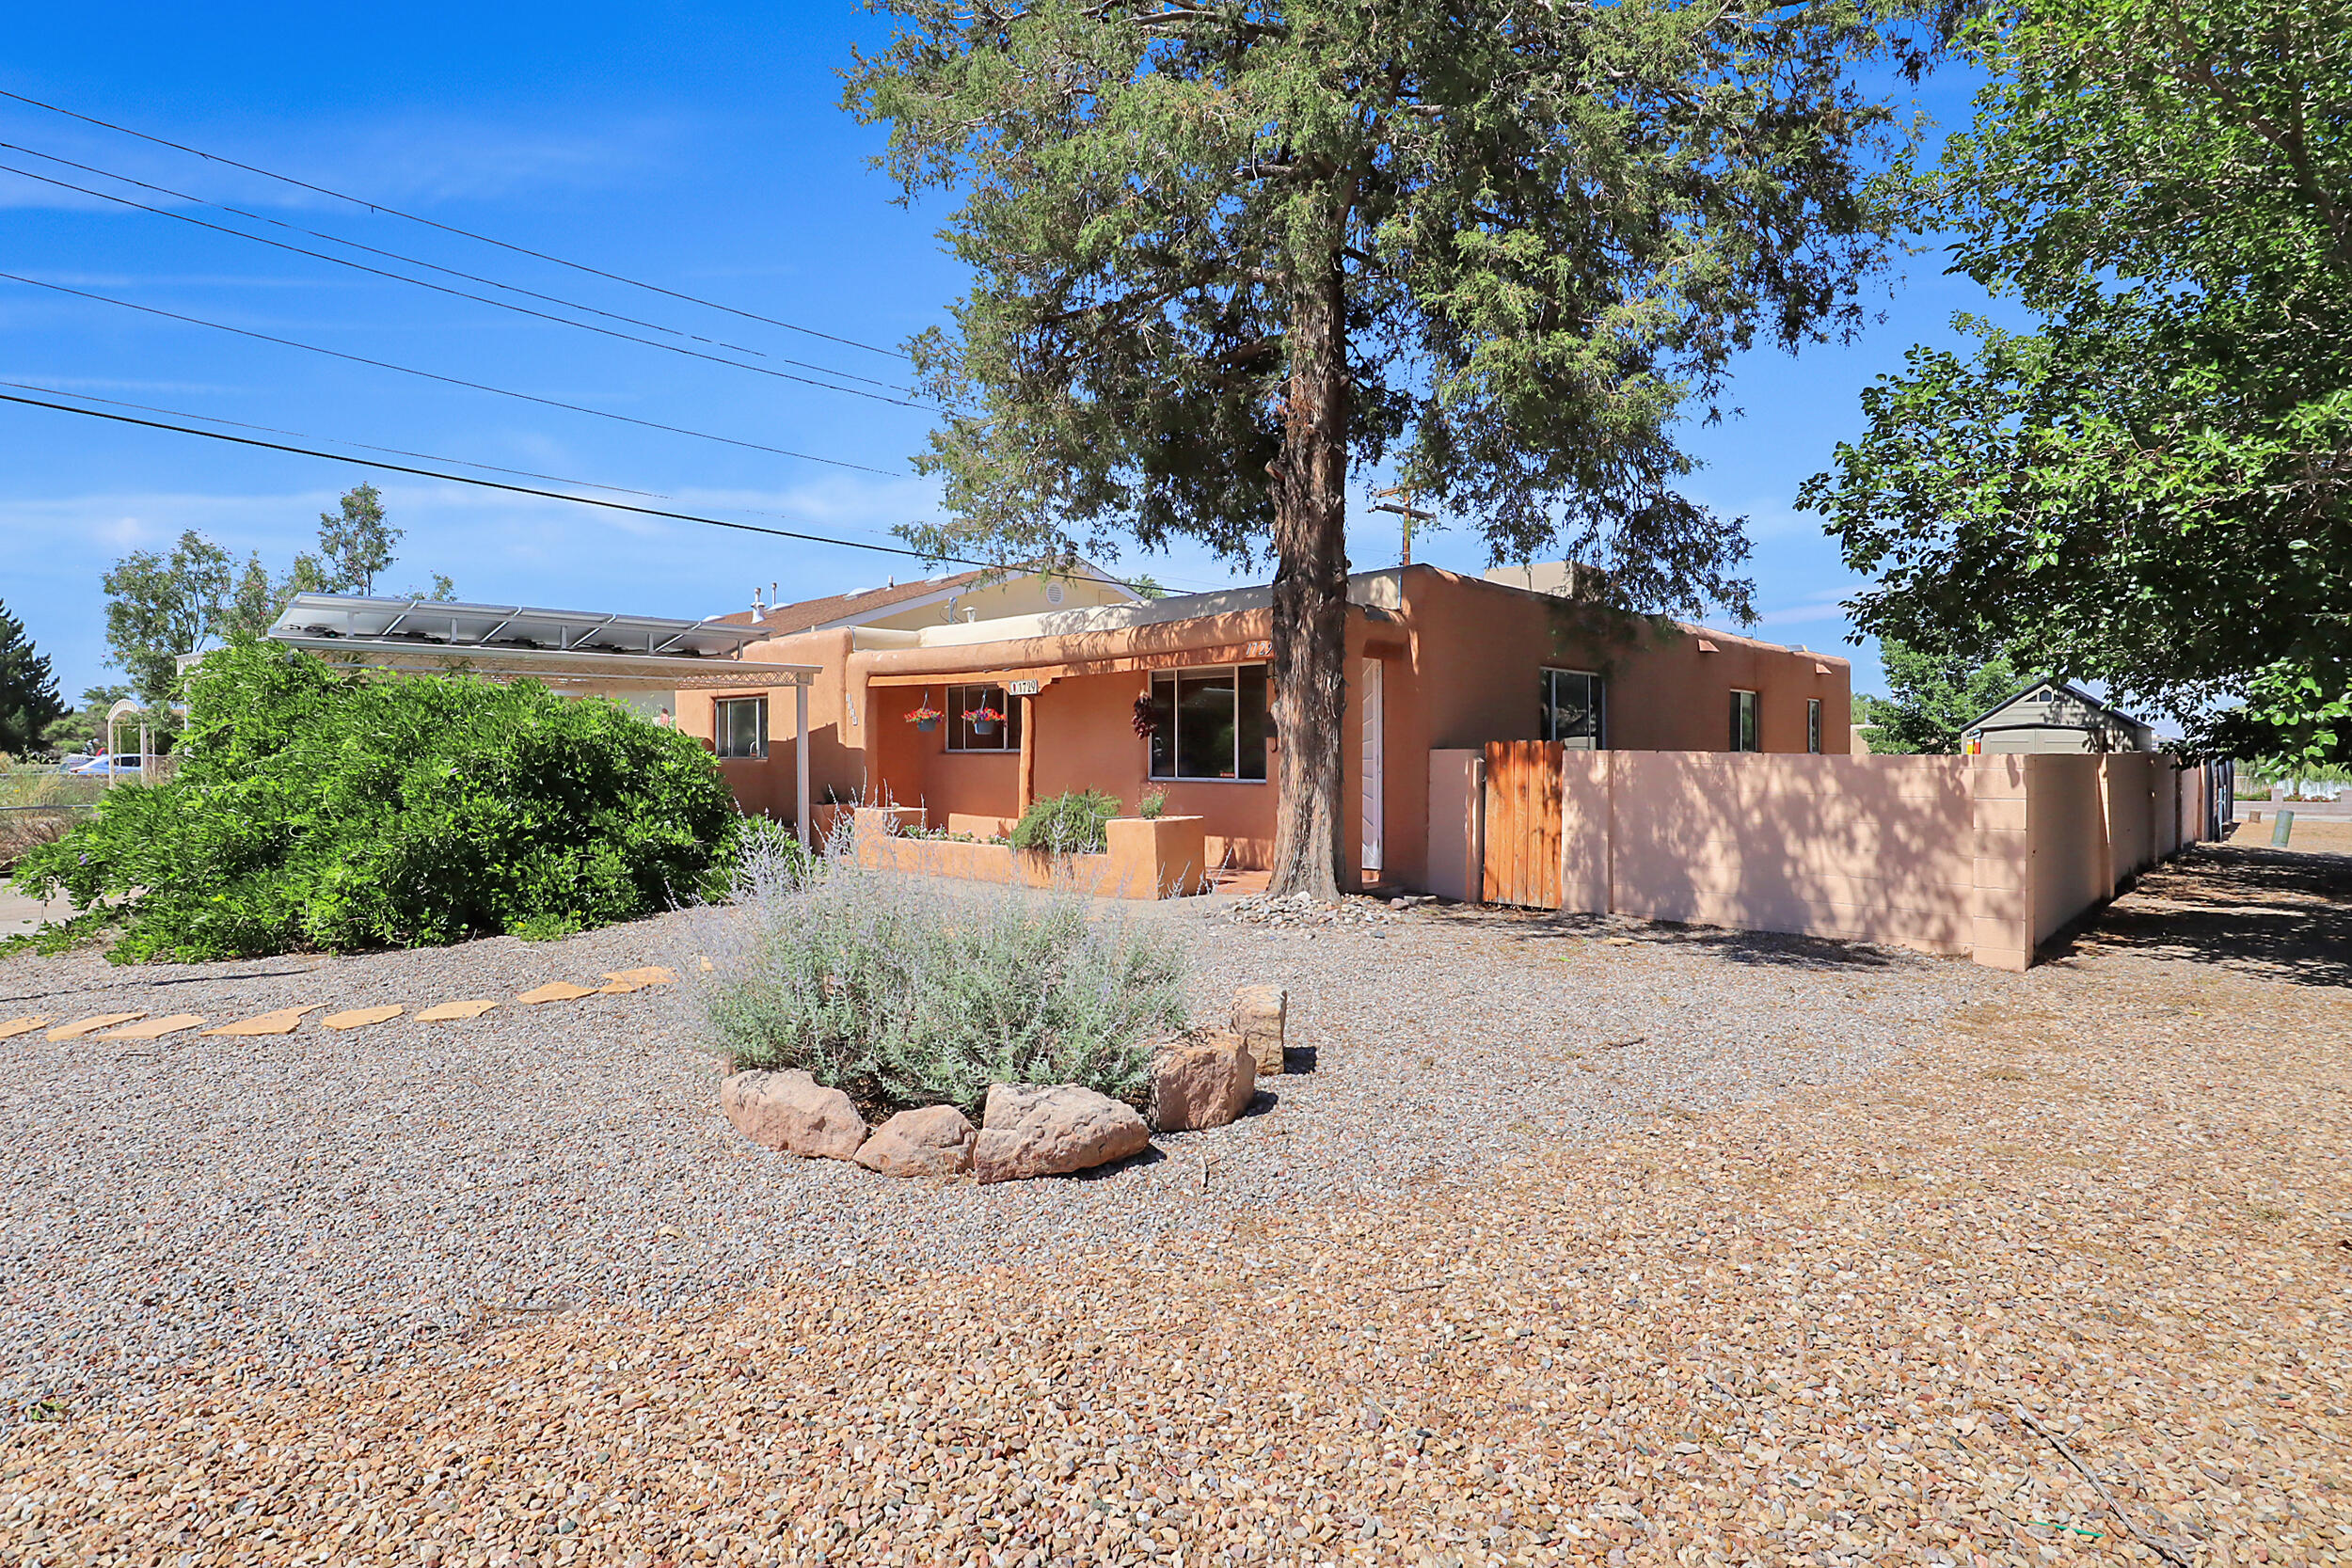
[1007,678,1041,696]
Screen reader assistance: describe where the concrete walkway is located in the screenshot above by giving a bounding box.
[0,886,76,940]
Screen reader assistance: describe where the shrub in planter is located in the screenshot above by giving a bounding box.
[9,639,745,961]
[697,835,1184,1117]
[1009,788,1120,854]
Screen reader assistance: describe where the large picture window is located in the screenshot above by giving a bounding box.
[946,683,1022,752]
[1539,668,1605,750]
[1147,665,1268,782]
[1728,689,1760,752]
[714,696,767,759]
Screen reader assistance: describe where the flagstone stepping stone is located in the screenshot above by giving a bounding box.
[416,998,498,1022]
[0,1017,53,1041]
[321,1006,405,1031]
[603,966,677,987]
[99,1013,207,1041]
[595,977,643,994]
[48,1012,145,1040]
[201,1005,325,1037]
[516,982,597,1005]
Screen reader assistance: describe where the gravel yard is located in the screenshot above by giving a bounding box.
[5,835,2349,1566]
[0,880,1979,1421]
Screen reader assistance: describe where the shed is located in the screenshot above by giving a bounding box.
[1963,678,2156,755]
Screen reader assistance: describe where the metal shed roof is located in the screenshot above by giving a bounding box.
[262,594,816,689]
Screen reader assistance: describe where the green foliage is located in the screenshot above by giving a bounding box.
[0,602,68,755]
[9,641,741,962]
[315,483,398,595]
[1802,0,2352,769]
[100,488,455,705]
[847,0,1935,890]
[1856,641,2023,754]
[41,686,133,753]
[1010,788,1120,854]
[699,842,1186,1117]
[1138,787,1168,821]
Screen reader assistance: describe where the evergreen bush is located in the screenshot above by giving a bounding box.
[9,640,744,961]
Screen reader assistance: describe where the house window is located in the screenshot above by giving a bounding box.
[1539,669,1605,750]
[714,696,767,759]
[1147,665,1268,782]
[1728,689,1759,752]
[946,683,1022,752]
[1807,697,1822,754]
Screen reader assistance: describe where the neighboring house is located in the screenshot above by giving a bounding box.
[1963,678,2156,755]
[685,562,1848,889]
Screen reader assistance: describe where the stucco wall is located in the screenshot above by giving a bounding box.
[1446,747,2209,969]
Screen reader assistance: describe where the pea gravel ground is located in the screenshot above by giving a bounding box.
[5,832,2349,1567]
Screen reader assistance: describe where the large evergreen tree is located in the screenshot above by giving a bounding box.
[849,0,1931,895]
[0,602,69,755]
[1802,0,2352,769]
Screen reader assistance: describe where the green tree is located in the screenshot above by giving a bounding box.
[316,483,400,595]
[0,602,69,755]
[1801,0,2352,770]
[848,0,1929,895]
[1855,640,2021,753]
[103,530,235,705]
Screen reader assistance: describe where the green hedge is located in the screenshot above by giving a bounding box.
[10,640,744,962]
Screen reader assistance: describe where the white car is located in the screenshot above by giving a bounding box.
[65,755,140,776]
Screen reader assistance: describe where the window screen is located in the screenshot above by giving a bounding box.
[1149,666,1269,781]
[1540,669,1604,749]
[715,696,767,759]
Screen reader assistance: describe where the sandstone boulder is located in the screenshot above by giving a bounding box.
[1148,1032,1257,1132]
[721,1069,867,1160]
[854,1104,977,1178]
[1232,985,1288,1076]
[974,1084,1151,1183]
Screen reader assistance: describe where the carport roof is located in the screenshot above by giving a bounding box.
[260,594,817,689]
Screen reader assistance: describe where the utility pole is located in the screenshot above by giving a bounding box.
[1370,484,1436,566]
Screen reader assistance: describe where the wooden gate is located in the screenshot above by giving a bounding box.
[1482,739,1563,908]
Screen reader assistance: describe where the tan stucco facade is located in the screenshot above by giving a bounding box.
[675,565,1849,893]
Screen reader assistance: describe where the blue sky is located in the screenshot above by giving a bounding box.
[2,3,1998,705]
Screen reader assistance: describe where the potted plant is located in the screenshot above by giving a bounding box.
[905,700,944,733]
[964,703,1006,737]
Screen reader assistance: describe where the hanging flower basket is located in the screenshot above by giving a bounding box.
[906,701,945,733]
[964,705,1007,736]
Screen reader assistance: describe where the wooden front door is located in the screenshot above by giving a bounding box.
[1482,739,1564,908]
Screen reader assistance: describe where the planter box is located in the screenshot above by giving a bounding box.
[850,815,1208,900]
[849,804,930,839]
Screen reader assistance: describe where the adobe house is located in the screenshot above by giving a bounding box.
[679,562,1848,892]
[1963,678,2156,755]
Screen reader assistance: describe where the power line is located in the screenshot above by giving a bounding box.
[0,388,1185,595]
[0,156,936,411]
[0,86,912,362]
[0,271,906,478]
[0,380,668,499]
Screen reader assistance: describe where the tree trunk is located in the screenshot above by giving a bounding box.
[1264,248,1351,901]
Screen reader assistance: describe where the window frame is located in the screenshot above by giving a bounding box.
[1728,689,1760,752]
[1147,662,1270,784]
[1806,697,1822,754]
[944,682,1022,752]
[1539,667,1607,750]
[713,694,769,760]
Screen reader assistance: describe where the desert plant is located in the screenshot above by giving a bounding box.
[1138,787,1167,821]
[9,639,742,961]
[696,832,1185,1117]
[1009,788,1120,854]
